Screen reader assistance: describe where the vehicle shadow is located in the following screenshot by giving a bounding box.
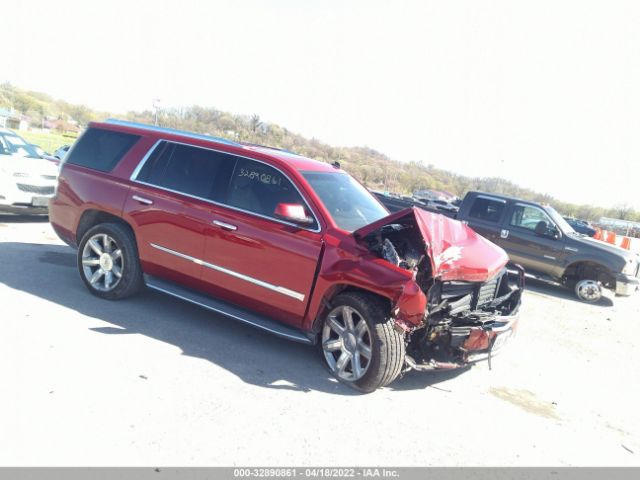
[0,241,458,395]
[0,214,49,223]
[524,277,614,307]
[389,367,470,392]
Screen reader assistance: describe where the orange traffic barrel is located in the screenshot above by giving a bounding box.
[620,236,631,250]
[606,231,617,244]
[594,228,603,240]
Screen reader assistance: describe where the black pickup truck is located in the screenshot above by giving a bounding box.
[377,190,639,302]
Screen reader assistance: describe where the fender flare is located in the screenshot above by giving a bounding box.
[561,258,617,283]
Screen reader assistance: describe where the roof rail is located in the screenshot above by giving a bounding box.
[103,119,240,147]
[240,141,298,156]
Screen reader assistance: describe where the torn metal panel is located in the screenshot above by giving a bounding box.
[355,206,524,371]
[354,207,509,282]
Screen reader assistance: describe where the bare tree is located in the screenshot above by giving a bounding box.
[613,202,633,220]
[250,114,262,134]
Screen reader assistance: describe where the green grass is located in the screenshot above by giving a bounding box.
[19,131,78,155]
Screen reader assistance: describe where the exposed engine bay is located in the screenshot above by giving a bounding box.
[363,218,524,370]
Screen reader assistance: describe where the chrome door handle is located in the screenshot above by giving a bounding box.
[500,229,509,239]
[132,195,153,205]
[213,220,238,231]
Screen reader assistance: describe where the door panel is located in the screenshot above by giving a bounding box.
[123,139,237,287]
[463,195,507,244]
[497,229,565,276]
[466,217,502,244]
[199,156,323,328]
[499,204,567,277]
[200,207,323,328]
[123,184,204,283]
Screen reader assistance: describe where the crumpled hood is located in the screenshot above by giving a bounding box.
[354,207,509,282]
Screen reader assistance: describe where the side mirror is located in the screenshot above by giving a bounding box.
[274,203,314,226]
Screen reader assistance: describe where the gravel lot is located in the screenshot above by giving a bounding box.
[1,215,638,466]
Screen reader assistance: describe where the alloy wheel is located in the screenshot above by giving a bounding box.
[322,305,373,382]
[81,233,124,292]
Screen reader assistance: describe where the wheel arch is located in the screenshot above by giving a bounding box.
[76,216,144,300]
[309,283,394,338]
[562,260,616,287]
[76,209,137,246]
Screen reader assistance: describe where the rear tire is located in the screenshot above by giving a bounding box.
[77,222,143,300]
[319,292,405,393]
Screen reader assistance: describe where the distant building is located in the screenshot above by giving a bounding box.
[0,107,29,130]
[43,118,80,134]
[0,108,8,127]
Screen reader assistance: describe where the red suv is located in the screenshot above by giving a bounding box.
[49,120,523,392]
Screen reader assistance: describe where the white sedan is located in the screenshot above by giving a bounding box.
[0,128,60,214]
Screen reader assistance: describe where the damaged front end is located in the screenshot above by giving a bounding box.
[406,264,524,371]
[354,207,524,372]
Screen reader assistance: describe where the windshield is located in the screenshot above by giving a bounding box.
[546,206,576,234]
[0,133,41,159]
[302,171,389,231]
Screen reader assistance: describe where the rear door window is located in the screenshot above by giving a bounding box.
[135,141,173,185]
[135,141,235,202]
[226,157,316,228]
[65,128,140,172]
[467,197,506,223]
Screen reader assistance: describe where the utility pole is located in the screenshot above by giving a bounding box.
[152,98,161,126]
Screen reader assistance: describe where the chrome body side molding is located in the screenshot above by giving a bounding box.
[150,243,306,302]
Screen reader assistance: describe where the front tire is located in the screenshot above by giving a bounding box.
[574,278,603,303]
[319,292,405,393]
[77,223,143,300]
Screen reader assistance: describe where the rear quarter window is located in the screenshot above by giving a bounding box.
[65,128,140,172]
[468,197,506,223]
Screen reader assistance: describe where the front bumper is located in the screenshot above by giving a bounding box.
[405,311,520,371]
[0,179,55,213]
[0,204,49,215]
[615,273,640,296]
[464,313,520,364]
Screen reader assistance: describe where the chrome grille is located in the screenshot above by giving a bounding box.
[16,184,55,195]
[477,275,500,307]
[440,269,505,313]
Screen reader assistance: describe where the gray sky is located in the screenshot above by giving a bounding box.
[4,0,639,208]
